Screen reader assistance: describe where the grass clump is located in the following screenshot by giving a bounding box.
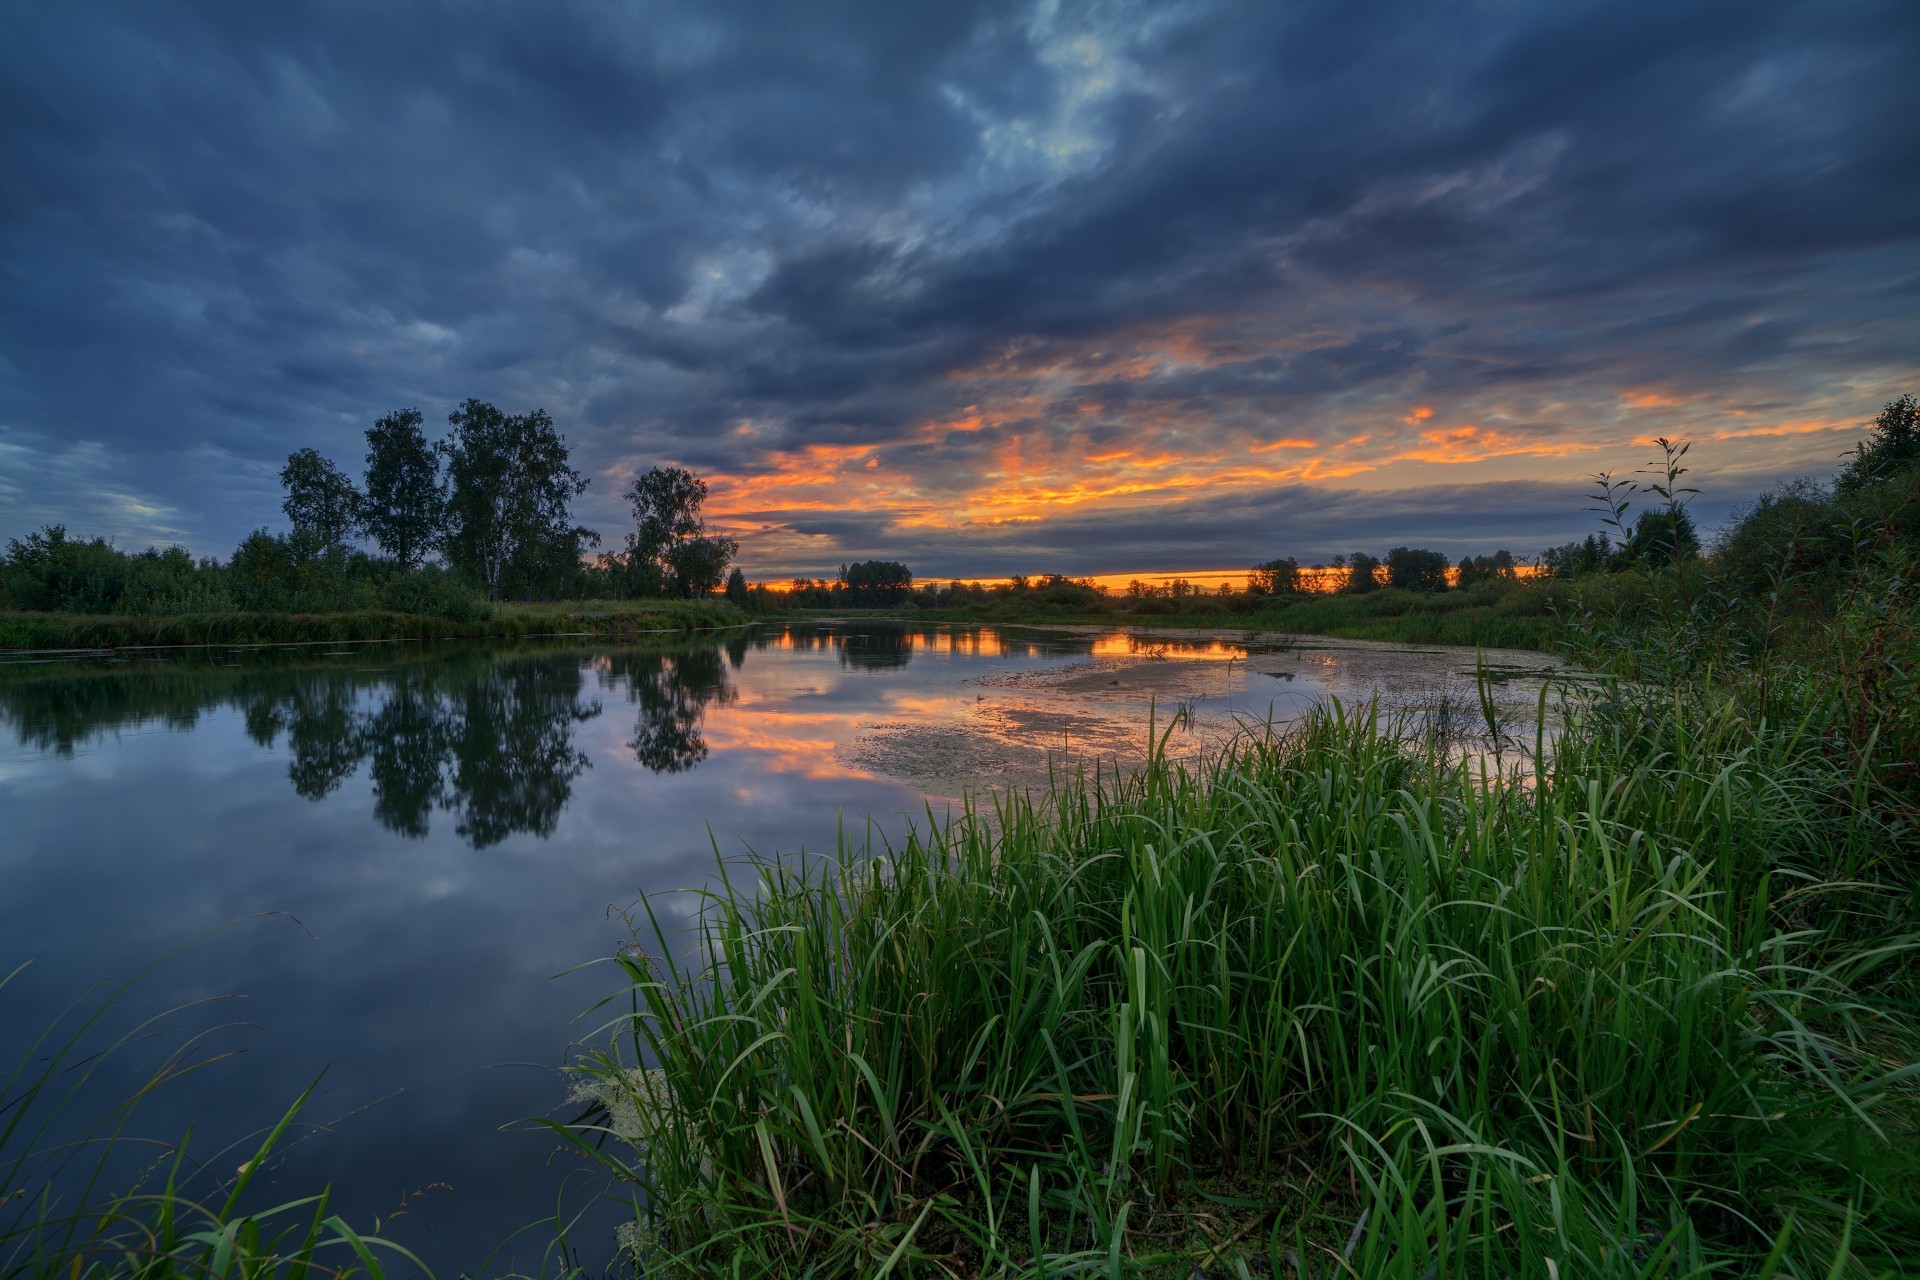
[1,952,427,1280]
[571,684,1917,1277]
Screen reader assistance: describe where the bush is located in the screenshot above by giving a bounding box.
[377,564,491,622]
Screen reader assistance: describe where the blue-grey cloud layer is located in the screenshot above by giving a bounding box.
[2,0,1916,575]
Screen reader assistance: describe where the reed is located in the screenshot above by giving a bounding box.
[0,946,427,1279]
[566,683,1917,1276]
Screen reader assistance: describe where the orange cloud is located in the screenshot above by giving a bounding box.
[1709,418,1855,440]
[1403,405,1434,424]
[1623,389,1681,408]
[1395,424,1569,465]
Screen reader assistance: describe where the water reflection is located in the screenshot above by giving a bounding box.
[1,620,1355,1275]
[0,640,746,849]
[599,644,738,774]
[838,622,915,671]
[0,624,1350,846]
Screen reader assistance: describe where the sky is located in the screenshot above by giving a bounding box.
[2,0,1917,581]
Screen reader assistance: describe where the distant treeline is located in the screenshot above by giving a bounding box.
[762,396,1919,636]
[1,399,744,618]
[8,396,1916,635]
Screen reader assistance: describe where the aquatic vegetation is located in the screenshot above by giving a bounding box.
[569,681,1918,1276]
[0,947,427,1280]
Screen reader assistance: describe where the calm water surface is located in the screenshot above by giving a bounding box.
[0,622,1559,1273]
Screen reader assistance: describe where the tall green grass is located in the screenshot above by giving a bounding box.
[568,688,1917,1277]
[1,946,427,1279]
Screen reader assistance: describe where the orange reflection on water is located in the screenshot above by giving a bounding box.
[1088,634,1246,661]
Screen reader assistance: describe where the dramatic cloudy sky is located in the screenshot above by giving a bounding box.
[3,1,1916,578]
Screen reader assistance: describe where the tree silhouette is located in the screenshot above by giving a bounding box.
[622,466,738,597]
[280,449,362,552]
[1838,393,1920,494]
[362,408,445,571]
[440,401,597,600]
[1248,558,1300,594]
[1384,547,1450,592]
[1344,552,1381,594]
[838,561,913,607]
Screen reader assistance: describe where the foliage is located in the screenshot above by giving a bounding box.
[839,560,914,607]
[1,527,227,615]
[619,466,739,599]
[279,447,363,553]
[362,408,446,572]
[0,598,745,651]
[667,535,736,598]
[1246,557,1299,594]
[724,566,749,606]
[1838,393,1920,495]
[439,400,598,601]
[571,682,1917,1277]
[1382,545,1449,591]
[1624,506,1701,565]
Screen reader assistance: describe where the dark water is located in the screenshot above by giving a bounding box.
[0,622,1552,1273]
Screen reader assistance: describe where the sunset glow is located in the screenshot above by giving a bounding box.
[0,3,1910,583]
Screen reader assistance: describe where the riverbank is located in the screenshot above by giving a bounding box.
[576,660,1920,1276]
[0,598,748,651]
[783,580,1567,650]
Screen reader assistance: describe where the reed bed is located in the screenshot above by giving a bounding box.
[570,689,1918,1277]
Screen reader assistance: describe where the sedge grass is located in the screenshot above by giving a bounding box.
[566,688,1918,1277]
[1,936,429,1280]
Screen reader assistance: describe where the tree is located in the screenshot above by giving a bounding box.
[362,408,445,571]
[1248,557,1300,595]
[1542,534,1611,579]
[668,536,737,597]
[1344,552,1381,594]
[724,566,749,606]
[1385,547,1451,592]
[839,560,913,607]
[1623,508,1700,566]
[622,465,737,597]
[439,400,597,601]
[280,448,361,552]
[1838,393,1920,495]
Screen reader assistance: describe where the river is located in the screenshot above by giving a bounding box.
[0,621,1563,1274]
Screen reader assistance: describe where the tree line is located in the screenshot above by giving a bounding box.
[2,400,741,615]
[8,393,1913,624]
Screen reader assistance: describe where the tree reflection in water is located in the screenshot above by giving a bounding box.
[0,639,744,850]
[241,654,601,847]
[838,623,914,672]
[599,642,738,774]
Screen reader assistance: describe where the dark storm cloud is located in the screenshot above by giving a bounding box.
[1,0,1915,570]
